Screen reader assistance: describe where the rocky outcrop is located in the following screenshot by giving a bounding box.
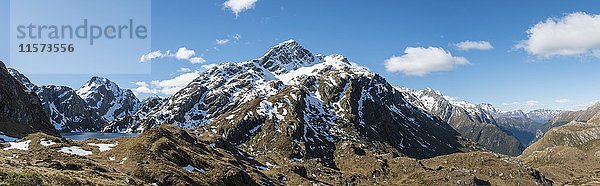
[77,76,141,122]
[8,69,141,132]
[0,61,57,138]
[8,69,106,132]
[257,40,319,75]
[36,85,104,132]
[102,96,165,133]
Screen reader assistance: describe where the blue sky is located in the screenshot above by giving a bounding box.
[2,0,600,111]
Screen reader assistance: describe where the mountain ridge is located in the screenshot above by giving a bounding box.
[0,61,58,138]
[120,40,482,161]
[398,87,524,155]
[7,70,142,132]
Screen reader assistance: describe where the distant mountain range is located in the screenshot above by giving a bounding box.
[399,88,560,155]
[533,102,600,141]
[494,109,560,145]
[8,69,147,133]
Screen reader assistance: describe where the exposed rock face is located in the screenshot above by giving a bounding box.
[77,76,141,122]
[138,42,342,131]
[36,85,104,132]
[139,52,289,130]
[0,61,57,138]
[133,41,475,160]
[102,96,165,133]
[7,68,37,91]
[399,88,524,156]
[257,40,319,75]
[8,69,106,132]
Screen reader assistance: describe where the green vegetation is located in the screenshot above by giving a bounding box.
[0,171,42,186]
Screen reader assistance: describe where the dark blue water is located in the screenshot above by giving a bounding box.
[61,132,139,140]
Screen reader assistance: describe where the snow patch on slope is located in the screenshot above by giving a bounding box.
[3,140,31,150]
[59,146,93,156]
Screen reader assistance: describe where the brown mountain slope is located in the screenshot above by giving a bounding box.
[0,125,552,185]
[521,119,600,184]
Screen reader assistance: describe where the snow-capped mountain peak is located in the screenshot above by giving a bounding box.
[323,54,350,64]
[7,68,38,92]
[128,40,472,160]
[526,109,561,123]
[478,103,498,114]
[398,88,530,155]
[496,109,560,123]
[256,40,319,75]
[275,53,370,86]
[76,76,140,122]
[76,76,121,99]
[498,110,527,118]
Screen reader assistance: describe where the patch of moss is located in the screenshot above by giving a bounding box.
[0,171,42,186]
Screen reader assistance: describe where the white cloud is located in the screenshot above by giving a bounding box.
[214,34,241,46]
[232,34,242,40]
[178,68,192,73]
[151,72,200,95]
[132,72,201,96]
[516,12,600,58]
[502,102,520,106]
[524,100,542,107]
[576,101,599,109]
[224,0,258,16]
[139,48,205,64]
[175,48,196,60]
[455,40,493,51]
[216,39,230,45]
[132,81,159,94]
[554,99,573,103]
[384,47,469,76]
[140,51,164,63]
[189,57,206,64]
[131,64,220,96]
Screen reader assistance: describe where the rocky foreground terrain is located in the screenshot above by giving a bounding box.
[521,111,600,185]
[0,125,552,185]
[3,120,600,185]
